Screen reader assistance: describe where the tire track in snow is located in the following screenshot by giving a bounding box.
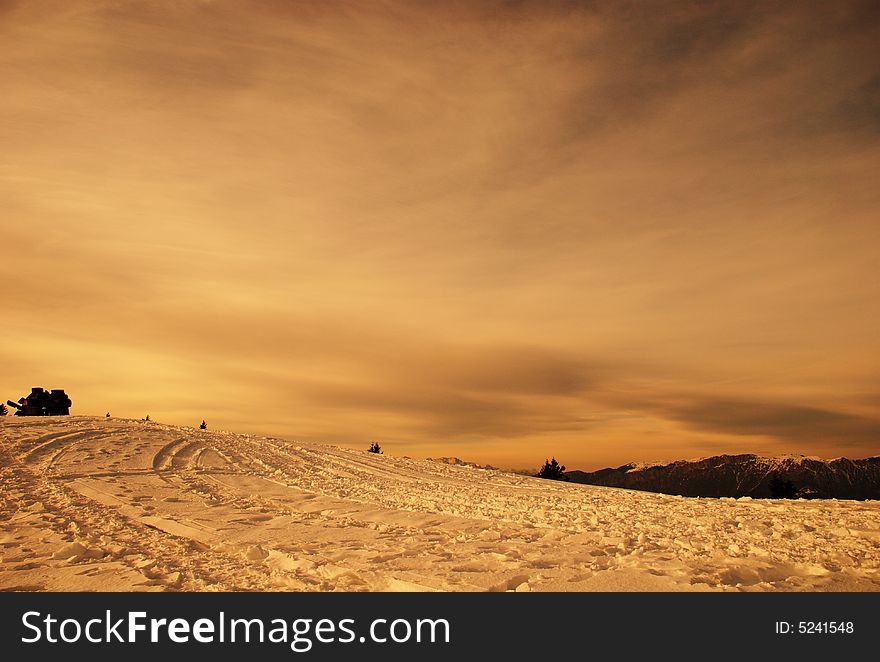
[22,429,113,466]
[152,438,189,471]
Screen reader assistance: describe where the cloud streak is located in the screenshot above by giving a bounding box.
[663,398,880,448]
[1,1,878,468]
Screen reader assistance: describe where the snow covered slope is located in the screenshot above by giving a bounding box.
[1,417,878,591]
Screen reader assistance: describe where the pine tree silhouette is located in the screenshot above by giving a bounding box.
[199,420,207,430]
[536,457,569,481]
[368,442,382,454]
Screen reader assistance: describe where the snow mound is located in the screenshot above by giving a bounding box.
[1,417,878,592]
[51,541,105,561]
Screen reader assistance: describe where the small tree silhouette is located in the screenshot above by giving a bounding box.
[199,420,207,430]
[105,412,110,418]
[368,442,382,454]
[536,457,569,481]
[145,415,150,421]
[0,403,7,416]
[769,472,797,498]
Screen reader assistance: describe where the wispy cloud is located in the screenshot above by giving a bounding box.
[663,398,880,447]
[1,1,878,468]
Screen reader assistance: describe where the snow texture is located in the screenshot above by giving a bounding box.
[1,417,878,591]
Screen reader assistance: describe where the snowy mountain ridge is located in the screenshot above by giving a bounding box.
[625,453,836,472]
[426,456,499,470]
[566,453,880,500]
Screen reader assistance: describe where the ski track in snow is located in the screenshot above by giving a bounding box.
[1,417,878,592]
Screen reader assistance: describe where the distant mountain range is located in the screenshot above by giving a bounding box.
[427,457,500,471]
[564,454,880,500]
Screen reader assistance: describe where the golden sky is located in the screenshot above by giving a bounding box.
[2,1,879,470]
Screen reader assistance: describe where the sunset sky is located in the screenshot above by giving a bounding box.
[1,1,878,470]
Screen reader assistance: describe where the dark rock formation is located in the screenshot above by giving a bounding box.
[6,387,71,416]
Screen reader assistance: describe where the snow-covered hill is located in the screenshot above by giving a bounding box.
[566,454,880,499]
[1,417,878,591]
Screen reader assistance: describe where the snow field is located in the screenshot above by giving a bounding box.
[1,417,877,591]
